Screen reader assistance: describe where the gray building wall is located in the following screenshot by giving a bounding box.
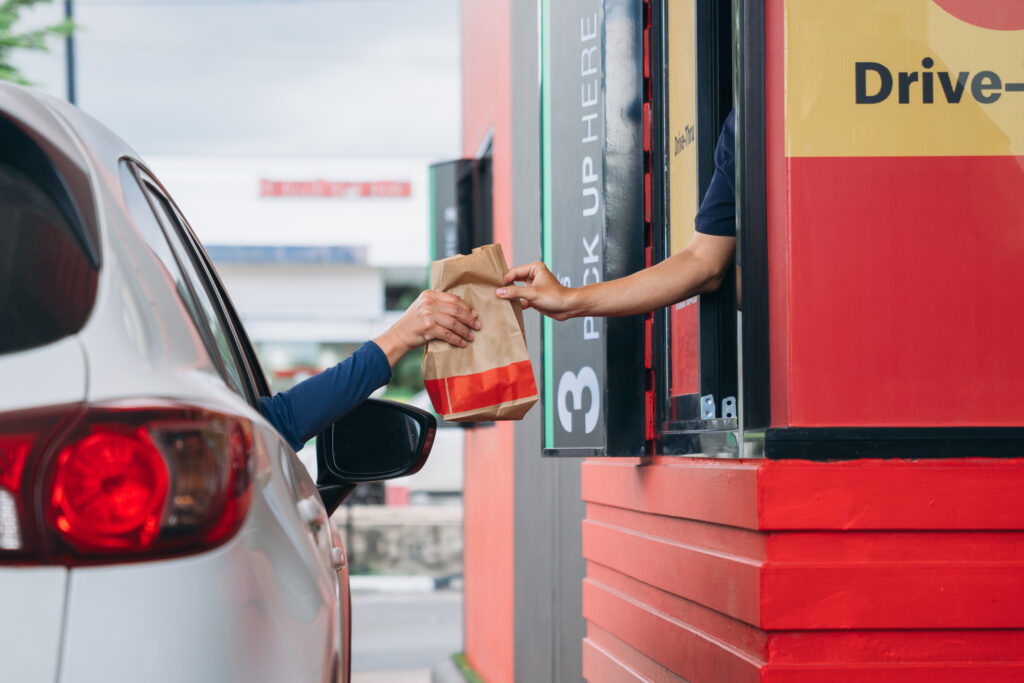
[511,1,587,681]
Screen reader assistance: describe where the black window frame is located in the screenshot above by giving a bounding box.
[651,0,741,456]
[120,160,239,396]
[150,176,272,401]
[735,0,770,434]
[179,219,272,401]
[123,159,266,407]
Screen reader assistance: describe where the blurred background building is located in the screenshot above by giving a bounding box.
[151,157,426,392]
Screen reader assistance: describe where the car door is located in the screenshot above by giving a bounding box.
[173,197,353,683]
[127,161,347,680]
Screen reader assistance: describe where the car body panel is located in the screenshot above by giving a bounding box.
[0,339,86,412]
[59,470,336,683]
[0,567,67,683]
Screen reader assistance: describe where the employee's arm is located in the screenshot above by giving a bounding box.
[496,231,735,319]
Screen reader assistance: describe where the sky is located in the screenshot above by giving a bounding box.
[11,0,462,160]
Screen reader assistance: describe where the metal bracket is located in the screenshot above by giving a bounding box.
[721,396,737,420]
[700,394,716,420]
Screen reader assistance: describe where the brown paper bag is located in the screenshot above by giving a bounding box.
[421,244,539,421]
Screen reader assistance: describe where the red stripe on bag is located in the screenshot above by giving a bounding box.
[425,360,537,416]
[424,378,451,415]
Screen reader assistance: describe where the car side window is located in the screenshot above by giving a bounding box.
[145,183,250,400]
[189,246,273,399]
[160,197,273,400]
[119,161,248,400]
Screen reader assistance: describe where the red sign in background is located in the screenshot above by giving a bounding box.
[259,179,411,198]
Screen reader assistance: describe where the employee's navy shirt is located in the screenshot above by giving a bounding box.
[693,110,736,238]
[259,340,392,452]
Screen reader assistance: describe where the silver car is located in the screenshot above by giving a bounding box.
[0,82,435,683]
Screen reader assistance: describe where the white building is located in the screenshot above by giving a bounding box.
[150,156,428,350]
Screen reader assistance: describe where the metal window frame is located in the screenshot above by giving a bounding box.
[652,0,747,457]
[127,160,267,407]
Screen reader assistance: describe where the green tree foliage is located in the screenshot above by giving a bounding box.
[0,0,74,85]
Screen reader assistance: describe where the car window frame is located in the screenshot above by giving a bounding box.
[189,247,272,400]
[174,212,272,400]
[120,160,242,395]
[128,161,271,403]
[124,159,264,408]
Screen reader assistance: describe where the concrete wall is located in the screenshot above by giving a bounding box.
[461,0,588,680]
[509,0,587,681]
[214,263,399,344]
[332,505,462,576]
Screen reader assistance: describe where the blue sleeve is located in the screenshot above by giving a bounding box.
[258,340,392,452]
[694,109,736,237]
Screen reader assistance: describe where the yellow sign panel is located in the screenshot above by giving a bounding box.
[668,0,698,254]
[785,0,1024,157]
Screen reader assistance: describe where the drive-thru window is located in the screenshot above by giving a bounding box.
[458,1,1024,681]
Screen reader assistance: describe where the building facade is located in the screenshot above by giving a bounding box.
[460,1,1024,682]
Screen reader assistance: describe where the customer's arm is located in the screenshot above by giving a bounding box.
[495,231,735,320]
[260,290,479,450]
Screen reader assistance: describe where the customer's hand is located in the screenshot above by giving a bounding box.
[373,290,480,366]
[496,261,577,321]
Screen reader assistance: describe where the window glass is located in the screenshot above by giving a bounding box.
[666,0,701,400]
[0,163,98,354]
[187,232,272,399]
[143,184,248,398]
[119,162,247,398]
[119,163,208,330]
[658,1,736,431]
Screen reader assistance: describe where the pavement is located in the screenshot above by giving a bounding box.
[351,589,463,674]
[350,573,463,595]
[351,670,431,683]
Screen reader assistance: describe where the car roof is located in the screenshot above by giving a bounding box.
[0,82,139,166]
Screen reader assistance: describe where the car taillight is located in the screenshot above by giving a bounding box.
[0,433,33,551]
[0,402,253,565]
[50,427,169,550]
[0,407,74,557]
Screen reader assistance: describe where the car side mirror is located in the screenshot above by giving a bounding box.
[315,399,436,514]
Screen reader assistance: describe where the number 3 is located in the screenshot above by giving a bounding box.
[557,367,600,434]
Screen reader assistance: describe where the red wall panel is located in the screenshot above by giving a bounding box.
[768,0,1024,428]
[463,424,515,682]
[460,0,515,681]
[581,457,760,529]
[581,456,1024,682]
[758,458,1024,529]
[786,154,1024,427]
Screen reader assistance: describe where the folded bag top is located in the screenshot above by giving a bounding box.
[421,244,539,421]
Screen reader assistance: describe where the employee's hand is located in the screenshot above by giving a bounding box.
[496,261,577,321]
[373,290,480,366]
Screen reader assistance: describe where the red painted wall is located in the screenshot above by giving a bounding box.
[768,0,1024,428]
[461,1,515,681]
[581,456,1024,681]
[462,424,514,682]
